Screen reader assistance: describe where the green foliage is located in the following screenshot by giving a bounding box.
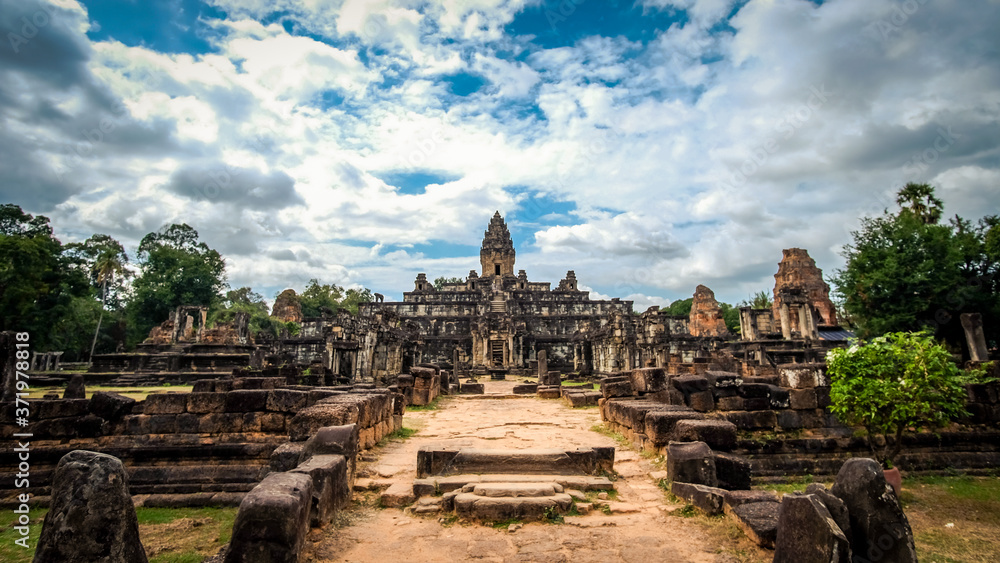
[719,302,741,333]
[0,204,92,354]
[542,506,565,524]
[834,184,998,350]
[210,287,285,340]
[742,290,773,309]
[826,331,968,468]
[664,297,693,316]
[299,278,373,317]
[127,224,227,345]
[433,276,464,289]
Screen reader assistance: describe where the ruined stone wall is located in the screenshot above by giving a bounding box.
[0,381,403,506]
[599,368,1000,478]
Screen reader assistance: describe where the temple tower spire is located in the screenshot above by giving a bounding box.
[480,211,515,277]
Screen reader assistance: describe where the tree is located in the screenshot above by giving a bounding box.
[834,184,998,350]
[66,234,130,361]
[664,297,693,317]
[127,224,226,345]
[742,290,773,309]
[0,204,90,353]
[211,287,284,340]
[299,279,373,317]
[826,332,969,468]
[433,276,464,289]
[896,182,943,225]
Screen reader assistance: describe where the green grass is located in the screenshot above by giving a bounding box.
[562,381,595,389]
[28,385,194,401]
[406,396,445,411]
[0,507,46,563]
[590,424,630,448]
[375,425,418,447]
[0,506,236,563]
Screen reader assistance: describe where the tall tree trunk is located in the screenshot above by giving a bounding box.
[88,279,106,365]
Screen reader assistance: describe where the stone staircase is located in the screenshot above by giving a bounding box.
[403,446,616,520]
[490,297,506,313]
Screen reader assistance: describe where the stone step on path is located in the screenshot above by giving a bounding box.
[411,472,616,495]
[453,481,574,520]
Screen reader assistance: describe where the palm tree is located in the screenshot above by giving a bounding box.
[896,182,944,225]
[88,246,128,364]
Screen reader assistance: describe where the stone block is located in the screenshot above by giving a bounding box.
[186,392,226,414]
[460,383,485,394]
[831,458,917,563]
[176,413,200,433]
[148,414,177,434]
[629,367,668,393]
[63,373,86,399]
[270,442,306,472]
[708,371,742,389]
[805,483,851,540]
[672,419,737,451]
[815,386,831,408]
[723,490,778,509]
[225,472,313,563]
[537,386,561,399]
[672,375,710,394]
[144,393,188,414]
[288,403,359,441]
[267,389,309,413]
[225,390,270,412]
[738,383,771,399]
[644,410,705,447]
[125,414,150,435]
[512,384,538,394]
[192,380,215,393]
[714,452,752,490]
[36,399,90,420]
[725,410,777,430]
[290,454,350,526]
[564,393,591,408]
[768,385,790,409]
[33,451,147,563]
[744,397,770,411]
[778,365,827,389]
[89,392,135,421]
[687,390,715,412]
[666,441,717,487]
[380,482,416,508]
[774,494,850,563]
[716,396,745,411]
[789,388,818,410]
[727,501,780,548]
[966,383,999,404]
[602,379,635,399]
[671,482,726,515]
[776,410,803,430]
[242,412,263,432]
[261,412,287,433]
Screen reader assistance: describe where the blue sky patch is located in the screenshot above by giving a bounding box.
[84,0,226,54]
[507,0,687,50]
[377,170,462,195]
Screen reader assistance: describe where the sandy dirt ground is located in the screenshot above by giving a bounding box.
[300,380,745,563]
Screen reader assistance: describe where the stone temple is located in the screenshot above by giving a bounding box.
[361,211,633,375]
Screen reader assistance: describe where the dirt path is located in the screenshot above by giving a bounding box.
[301,381,738,562]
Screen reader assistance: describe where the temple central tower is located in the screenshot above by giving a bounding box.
[480,211,515,277]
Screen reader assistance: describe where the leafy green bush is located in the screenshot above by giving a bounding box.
[826,331,968,468]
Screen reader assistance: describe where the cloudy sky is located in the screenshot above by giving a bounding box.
[2,0,998,310]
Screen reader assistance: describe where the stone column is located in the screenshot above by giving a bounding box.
[961,313,990,362]
[798,306,811,339]
[453,348,460,383]
[537,349,547,378]
[779,303,792,340]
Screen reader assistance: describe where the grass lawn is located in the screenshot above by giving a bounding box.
[0,506,237,563]
[27,385,194,401]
